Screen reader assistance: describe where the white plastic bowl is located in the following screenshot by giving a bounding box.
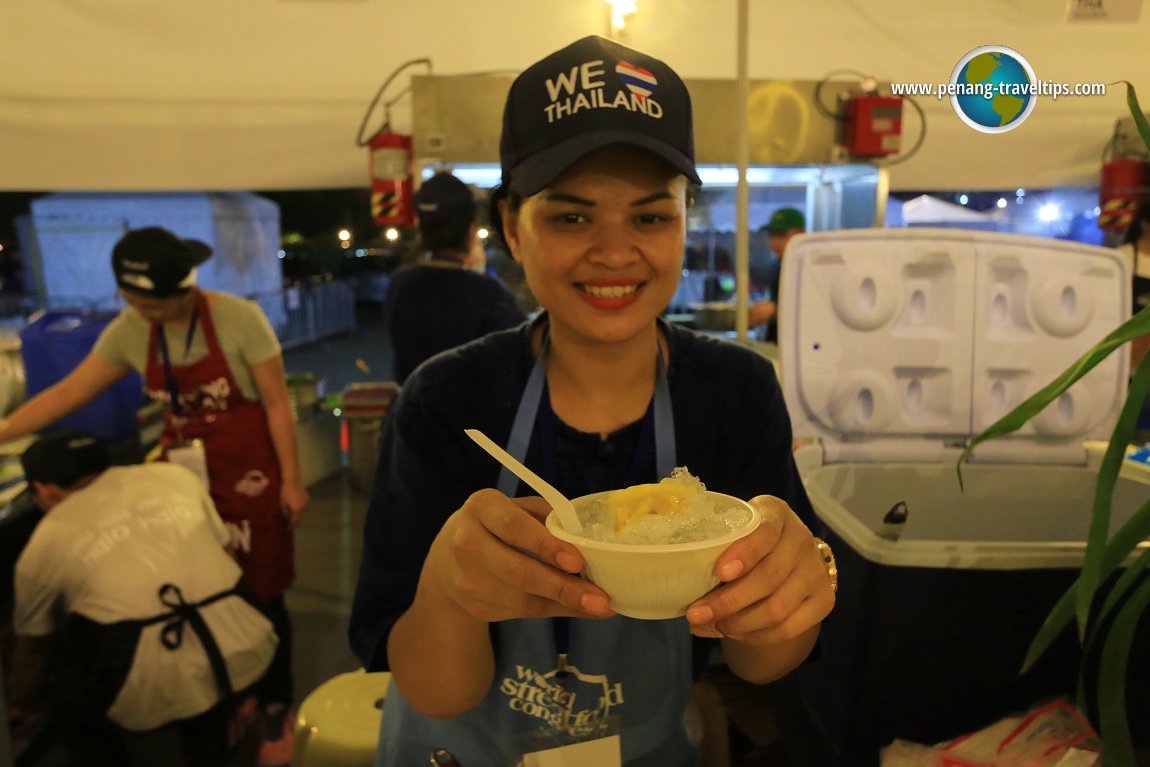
[546,490,759,620]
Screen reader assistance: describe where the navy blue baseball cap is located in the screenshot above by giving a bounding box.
[499,35,701,197]
[414,172,477,224]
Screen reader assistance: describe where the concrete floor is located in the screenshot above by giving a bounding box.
[285,472,369,710]
[281,307,391,708]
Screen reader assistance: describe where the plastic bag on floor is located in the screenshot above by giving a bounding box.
[880,699,1101,767]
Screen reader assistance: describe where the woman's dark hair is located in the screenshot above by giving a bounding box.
[1123,201,1150,248]
[485,186,520,252]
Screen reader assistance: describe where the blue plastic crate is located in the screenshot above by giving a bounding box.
[20,310,143,442]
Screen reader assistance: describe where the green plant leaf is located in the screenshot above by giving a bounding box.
[959,309,1150,480]
[985,78,1150,756]
[1077,350,1150,637]
[1073,79,1150,642]
[1022,494,1150,673]
[959,314,1150,638]
[1119,80,1150,158]
[1086,526,1150,656]
[1097,564,1150,766]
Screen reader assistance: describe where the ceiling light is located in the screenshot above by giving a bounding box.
[607,0,637,36]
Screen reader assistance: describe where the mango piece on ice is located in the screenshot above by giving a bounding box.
[604,482,693,532]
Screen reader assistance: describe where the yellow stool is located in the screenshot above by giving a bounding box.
[294,669,390,767]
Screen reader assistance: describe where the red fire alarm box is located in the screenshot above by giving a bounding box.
[842,94,903,158]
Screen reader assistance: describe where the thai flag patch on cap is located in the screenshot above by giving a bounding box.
[616,61,657,99]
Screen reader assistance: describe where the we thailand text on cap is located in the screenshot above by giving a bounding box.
[111,227,212,297]
[499,35,701,197]
[21,429,111,489]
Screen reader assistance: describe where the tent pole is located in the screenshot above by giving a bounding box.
[734,0,750,342]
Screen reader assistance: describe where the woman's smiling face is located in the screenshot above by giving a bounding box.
[502,147,688,346]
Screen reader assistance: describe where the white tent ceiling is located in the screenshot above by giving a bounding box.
[1,0,1147,193]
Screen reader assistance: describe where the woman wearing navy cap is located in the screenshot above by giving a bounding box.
[350,36,836,767]
[0,226,304,765]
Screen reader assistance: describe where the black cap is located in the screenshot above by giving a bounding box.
[21,429,111,489]
[499,35,701,197]
[413,173,477,224]
[111,227,212,297]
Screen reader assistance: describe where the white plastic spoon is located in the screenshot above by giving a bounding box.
[464,428,583,535]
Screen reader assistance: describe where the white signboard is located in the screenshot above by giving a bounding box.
[1066,0,1142,21]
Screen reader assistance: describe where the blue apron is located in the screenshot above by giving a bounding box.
[376,335,702,767]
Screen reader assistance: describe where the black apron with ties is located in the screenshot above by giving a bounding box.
[54,582,244,726]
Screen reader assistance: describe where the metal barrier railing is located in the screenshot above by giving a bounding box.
[253,279,358,350]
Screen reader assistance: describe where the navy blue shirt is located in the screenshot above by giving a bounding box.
[349,320,817,765]
[383,261,526,383]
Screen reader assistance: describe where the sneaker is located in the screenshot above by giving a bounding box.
[256,704,296,767]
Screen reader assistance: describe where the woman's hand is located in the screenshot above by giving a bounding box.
[748,300,777,328]
[421,489,615,623]
[389,490,614,718]
[684,495,834,680]
[280,479,309,529]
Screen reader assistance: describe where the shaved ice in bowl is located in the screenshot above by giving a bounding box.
[545,468,759,620]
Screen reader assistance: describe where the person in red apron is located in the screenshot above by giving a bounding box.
[145,287,294,600]
[0,227,307,767]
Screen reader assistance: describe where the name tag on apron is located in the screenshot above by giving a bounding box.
[520,735,621,767]
[167,439,209,489]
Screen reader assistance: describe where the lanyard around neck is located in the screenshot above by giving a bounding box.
[156,305,200,417]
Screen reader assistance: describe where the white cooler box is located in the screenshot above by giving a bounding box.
[770,228,1150,765]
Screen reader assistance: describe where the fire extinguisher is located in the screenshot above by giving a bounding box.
[356,58,431,230]
[1098,135,1150,232]
[367,130,414,229]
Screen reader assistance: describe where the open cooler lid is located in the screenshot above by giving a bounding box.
[779,228,1130,464]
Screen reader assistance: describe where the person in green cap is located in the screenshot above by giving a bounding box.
[749,207,806,343]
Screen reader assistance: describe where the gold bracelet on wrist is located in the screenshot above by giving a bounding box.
[813,537,838,594]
